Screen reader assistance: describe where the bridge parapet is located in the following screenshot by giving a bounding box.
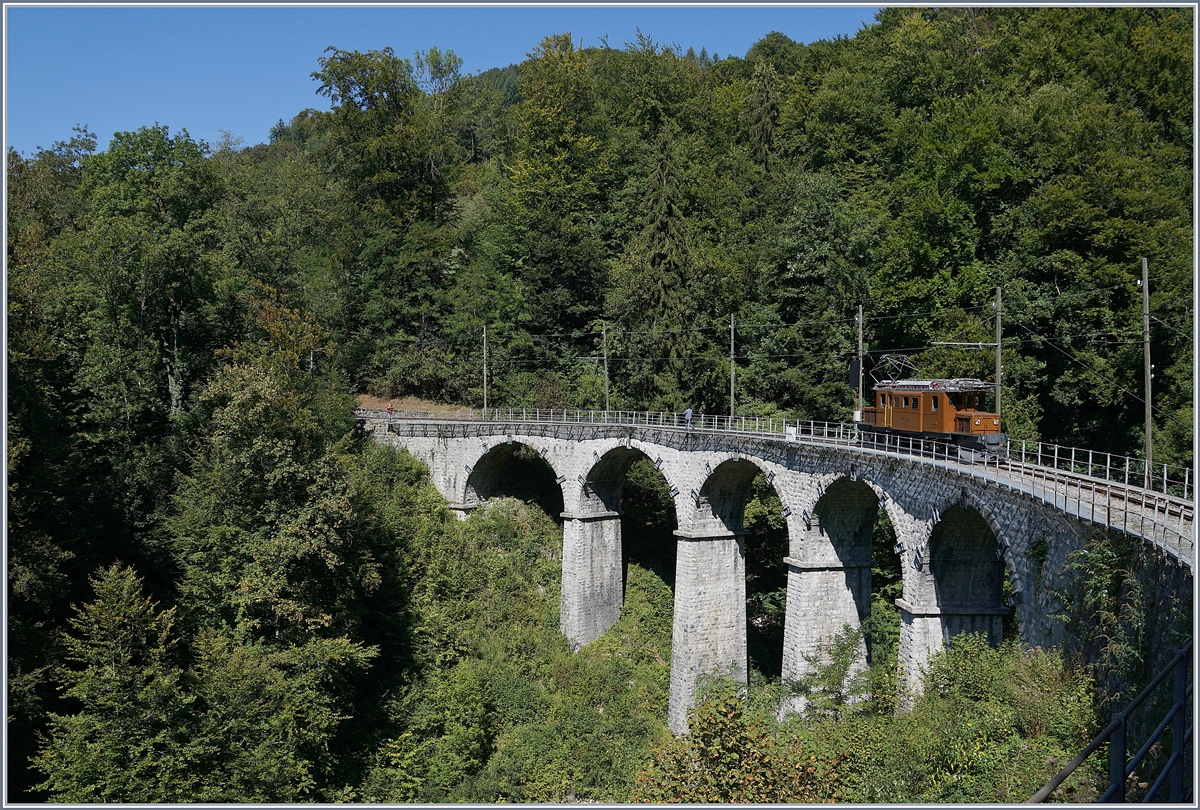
[361,408,1191,496]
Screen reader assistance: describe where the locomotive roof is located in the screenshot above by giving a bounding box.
[872,378,991,393]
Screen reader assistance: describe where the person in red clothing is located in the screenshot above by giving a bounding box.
[386,402,393,425]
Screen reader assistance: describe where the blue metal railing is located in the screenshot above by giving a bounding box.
[1027,641,1193,803]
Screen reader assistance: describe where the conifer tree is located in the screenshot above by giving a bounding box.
[34,565,196,802]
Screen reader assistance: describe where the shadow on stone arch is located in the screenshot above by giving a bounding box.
[810,478,881,629]
[928,504,1006,647]
[693,458,788,680]
[465,443,564,523]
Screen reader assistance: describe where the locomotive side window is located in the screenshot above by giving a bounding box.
[931,395,939,411]
[913,398,919,409]
[903,396,909,408]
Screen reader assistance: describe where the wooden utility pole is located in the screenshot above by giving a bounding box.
[483,324,488,413]
[602,322,610,412]
[995,286,1002,422]
[729,313,736,418]
[1143,258,1153,486]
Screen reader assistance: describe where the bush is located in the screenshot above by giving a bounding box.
[631,682,842,802]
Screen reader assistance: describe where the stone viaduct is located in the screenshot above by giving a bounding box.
[360,410,1194,735]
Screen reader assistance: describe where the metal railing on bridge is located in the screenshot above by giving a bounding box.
[1027,641,1193,803]
[851,431,1194,560]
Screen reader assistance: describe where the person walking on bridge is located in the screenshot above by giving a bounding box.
[386,402,393,426]
[684,407,693,429]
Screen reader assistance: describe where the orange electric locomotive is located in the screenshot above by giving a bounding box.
[859,376,1007,457]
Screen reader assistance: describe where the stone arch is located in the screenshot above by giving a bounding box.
[461,438,568,517]
[926,505,1005,615]
[688,456,774,535]
[780,474,881,713]
[855,467,924,555]
[669,455,784,735]
[562,442,683,651]
[925,488,1023,629]
[897,496,1014,695]
[921,488,1008,569]
[583,443,681,588]
[801,476,880,567]
[574,442,682,520]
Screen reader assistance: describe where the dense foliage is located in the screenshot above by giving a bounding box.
[7,7,1192,801]
[634,634,1102,803]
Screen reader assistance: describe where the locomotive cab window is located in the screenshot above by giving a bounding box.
[931,395,939,411]
[912,398,919,409]
[902,396,909,408]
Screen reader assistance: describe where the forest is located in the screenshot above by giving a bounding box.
[6,7,1194,802]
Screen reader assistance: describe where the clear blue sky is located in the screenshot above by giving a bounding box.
[5,5,879,156]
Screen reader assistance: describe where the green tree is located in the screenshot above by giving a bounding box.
[609,129,708,410]
[489,34,609,341]
[312,46,463,394]
[169,316,365,643]
[631,682,839,802]
[6,129,99,799]
[744,60,782,169]
[50,126,223,543]
[33,565,195,802]
[184,630,376,801]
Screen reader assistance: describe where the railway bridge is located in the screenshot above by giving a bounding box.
[359,408,1194,734]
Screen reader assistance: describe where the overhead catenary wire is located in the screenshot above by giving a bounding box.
[473,279,1187,418]
[492,327,1157,365]
[1149,314,1195,339]
[474,319,1192,435]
